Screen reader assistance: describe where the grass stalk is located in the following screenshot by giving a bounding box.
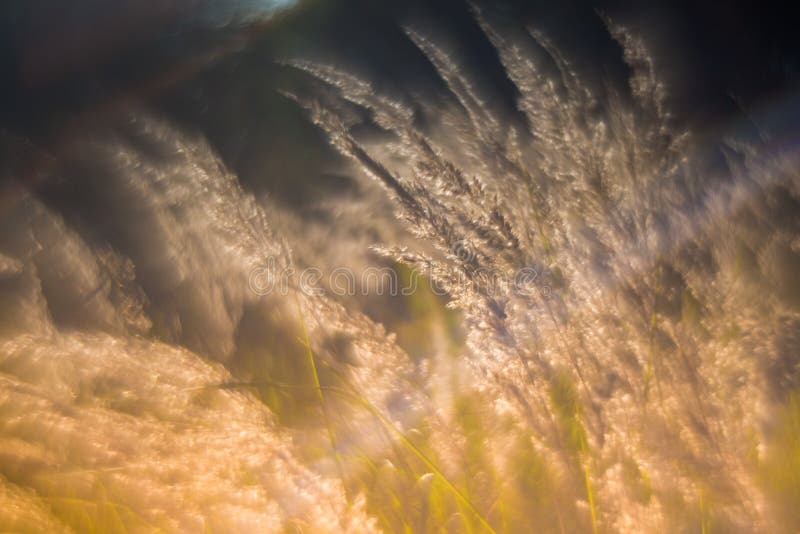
[293,293,349,504]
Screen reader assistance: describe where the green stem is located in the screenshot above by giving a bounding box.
[293,293,349,504]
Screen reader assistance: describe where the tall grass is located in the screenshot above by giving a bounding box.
[1,4,799,532]
[287,5,800,532]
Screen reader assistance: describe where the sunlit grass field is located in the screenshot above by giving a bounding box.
[2,2,800,533]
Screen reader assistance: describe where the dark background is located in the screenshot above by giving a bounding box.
[1,0,799,206]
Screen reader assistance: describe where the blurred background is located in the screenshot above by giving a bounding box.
[1,1,800,532]
[2,0,799,203]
